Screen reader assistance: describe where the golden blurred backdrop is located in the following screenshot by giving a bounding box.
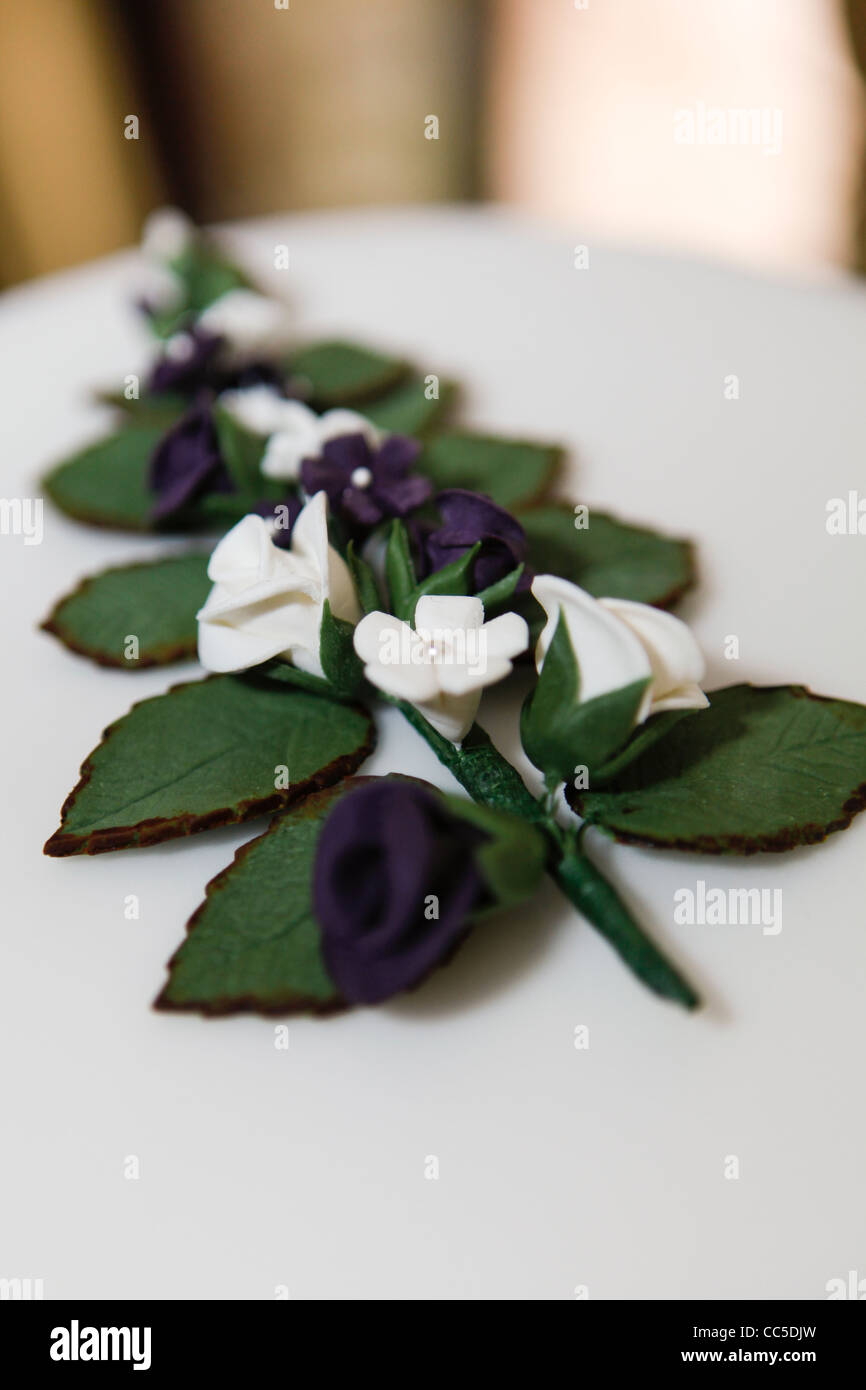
[2,0,866,287]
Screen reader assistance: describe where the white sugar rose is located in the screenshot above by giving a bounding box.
[354,595,529,744]
[197,492,360,677]
[532,575,709,721]
[197,288,292,367]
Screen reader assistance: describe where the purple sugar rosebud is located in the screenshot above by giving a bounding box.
[149,402,233,521]
[312,780,488,1005]
[301,433,431,532]
[420,488,531,593]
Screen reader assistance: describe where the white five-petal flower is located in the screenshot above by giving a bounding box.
[197,492,360,677]
[219,389,382,483]
[532,575,709,721]
[354,595,529,744]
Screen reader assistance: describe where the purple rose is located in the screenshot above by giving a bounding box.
[149,402,233,521]
[420,489,531,593]
[301,433,431,532]
[312,780,488,1004]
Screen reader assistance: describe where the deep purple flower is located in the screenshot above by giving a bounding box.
[421,489,531,593]
[301,433,431,531]
[148,327,287,398]
[149,403,233,521]
[312,781,488,1005]
[250,494,302,549]
[148,328,223,395]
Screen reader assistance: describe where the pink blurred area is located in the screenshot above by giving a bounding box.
[487,0,866,273]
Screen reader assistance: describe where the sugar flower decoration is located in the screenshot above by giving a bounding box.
[196,288,292,368]
[149,403,231,521]
[243,399,382,484]
[532,575,709,721]
[420,488,531,592]
[197,492,360,676]
[353,595,529,743]
[301,433,431,529]
[313,780,488,1004]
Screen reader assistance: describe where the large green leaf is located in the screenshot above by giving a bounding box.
[290,340,407,406]
[364,376,457,436]
[155,780,352,1017]
[44,674,375,856]
[418,433,562,509]
[43,427,163,531]
[41,553,211,668]
[570,684,866,853]
[519,503,695,608]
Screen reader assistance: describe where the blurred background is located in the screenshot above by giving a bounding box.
[2,0,866,288]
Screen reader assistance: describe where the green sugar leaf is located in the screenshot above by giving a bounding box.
[41,552,211,668]
[417,433,562,509]
[44,675,375,856]
[519,503,695,608]
[155,780,354,1017]
[364,376,458,436]
[43,427,163,531]
[290,340,408,407]
[570,684,866,853]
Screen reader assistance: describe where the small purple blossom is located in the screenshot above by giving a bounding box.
[312,780,488,1005]
[420,488,531,593]
[149,403,233,521]
[301,433,431,532]
[148,327,286,398]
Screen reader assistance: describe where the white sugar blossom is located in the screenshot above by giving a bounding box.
[197,492,360,677]
[141,206,194,262]
[197,288,293,367]
[137,262,184,314]
[218,393,381,483]
[532,575,709,721]
[354,595,529,744]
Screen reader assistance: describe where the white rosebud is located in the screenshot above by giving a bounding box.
[532,575,709,721]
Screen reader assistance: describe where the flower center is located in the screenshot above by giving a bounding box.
[350,466,373,489]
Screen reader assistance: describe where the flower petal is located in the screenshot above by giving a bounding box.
[220,384,291,437]
[414,594,484,632]
[649,683,710,714]
[599,598,706,702]
[481,611,529,661]
[532,575,651,704]
[318,408,380,446]
[206,514,277,585]
[416,690,481,745]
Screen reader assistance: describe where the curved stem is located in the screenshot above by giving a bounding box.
[394,702,700,1009]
